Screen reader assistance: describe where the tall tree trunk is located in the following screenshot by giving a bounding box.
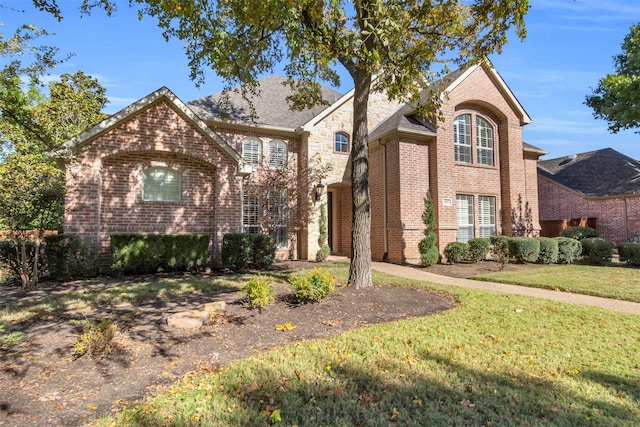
[348,69,373,288]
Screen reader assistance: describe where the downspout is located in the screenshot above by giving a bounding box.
[382,141,389,260]
[624,196,629,242]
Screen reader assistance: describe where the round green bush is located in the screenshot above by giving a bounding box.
[535,237,559,264]
[289,268,336,304]
[241,275,275,309]
[553,237,582,264]
[508,237,540,263]
[468,238,490,262]
[618,242,640,266]
[581,237,615,264]
[444,242,469,264]
[560,226,599,241]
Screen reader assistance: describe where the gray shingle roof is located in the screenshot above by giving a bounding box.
[187,75,343,129]
[538,148,640,197]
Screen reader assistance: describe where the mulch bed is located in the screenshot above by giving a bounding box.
[0,261,455,427]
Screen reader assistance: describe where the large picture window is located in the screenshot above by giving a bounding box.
[456,194,474,243]
[478,196,496,238]
[242,138,262,166]
[143,167,180,202]
[269,140,287,169]
[242,189,261,234]
[454,114,472,163]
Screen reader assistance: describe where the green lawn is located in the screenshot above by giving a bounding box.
[93,266,640,427]
[472,264,640,302]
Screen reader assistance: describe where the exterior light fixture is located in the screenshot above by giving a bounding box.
[314,182,325,202]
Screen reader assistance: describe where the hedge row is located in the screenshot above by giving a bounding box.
[111,234,210,274]
[221,233,277,271]
[444,234,616,265]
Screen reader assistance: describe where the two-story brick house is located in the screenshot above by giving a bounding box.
[64,62,545,268]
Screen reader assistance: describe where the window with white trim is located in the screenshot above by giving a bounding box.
[242,138,262,166]
[269,140,287,169]
[268,187,288,248]
[478,196,496,238]
[143,167,180,202]
[454,114,472,163]
[242,189,261,234]
[456,194,474,243]
[334,132,349,153]
[476,117,494,166]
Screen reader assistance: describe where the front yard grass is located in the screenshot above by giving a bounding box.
[471,264,640,302]
[93,266,640,427]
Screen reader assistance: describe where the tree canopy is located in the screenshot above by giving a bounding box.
[586,22,640,134]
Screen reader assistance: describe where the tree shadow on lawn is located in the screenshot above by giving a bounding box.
[122,343,639,426]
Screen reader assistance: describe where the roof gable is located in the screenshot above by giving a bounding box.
[538,148,640,197]
[443,62,532,126]
[64,87,251,175]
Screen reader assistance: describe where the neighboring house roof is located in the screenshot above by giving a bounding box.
[188,75,343,130]
[63,86,252,175]
[538,148,640,197]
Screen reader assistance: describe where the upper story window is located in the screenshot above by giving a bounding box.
[269,140,287,169]
[143,167,180,202]
[476,117,494,166]
[242,137,262,166]
[334,132,349,153]
[454,112,496,166]
[454,114,472,163]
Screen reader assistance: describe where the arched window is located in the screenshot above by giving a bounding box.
[476,117,494,166]
[454,114,471,163]
[334,132,349,153]
[242,137,262,166]
[269,140,287,169]
[143,167,180,202]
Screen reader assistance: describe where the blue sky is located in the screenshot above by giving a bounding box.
[1,0,639,160]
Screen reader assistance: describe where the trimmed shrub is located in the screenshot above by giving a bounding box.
[240,275,275,309]
[490,235,510,266]
[618,242,640,266]
[316,203,331,262]
[535,237,559,264]
[554,237,582,264]
[252,234,277,268]
[44,234,97,280]
[468,238,490,262]
[444,242,469,264]
[419,191,439,266]
[289,268,336,304]
[560,226,599,241]
[222,233,253,271]
[581,237,615,264]
[111,234,209,274]
[508,237,540,263]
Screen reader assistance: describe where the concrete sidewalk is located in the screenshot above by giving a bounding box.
[371,262,640,315]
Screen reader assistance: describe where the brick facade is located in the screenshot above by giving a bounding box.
[538,176,640,243]
[65,64,542,268]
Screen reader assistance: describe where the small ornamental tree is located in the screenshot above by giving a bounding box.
[418,191,439,266]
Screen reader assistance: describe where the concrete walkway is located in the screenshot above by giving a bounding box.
[371,262,640,315]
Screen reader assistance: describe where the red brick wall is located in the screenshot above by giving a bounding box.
[538,175,640,243]
[65,99,242,268]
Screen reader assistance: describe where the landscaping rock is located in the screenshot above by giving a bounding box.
[167,310,209,329]
[200,301,226,313]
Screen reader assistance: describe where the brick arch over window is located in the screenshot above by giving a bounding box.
[453,105,501,167]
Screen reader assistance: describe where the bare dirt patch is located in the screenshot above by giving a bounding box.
[1,261,456,427]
